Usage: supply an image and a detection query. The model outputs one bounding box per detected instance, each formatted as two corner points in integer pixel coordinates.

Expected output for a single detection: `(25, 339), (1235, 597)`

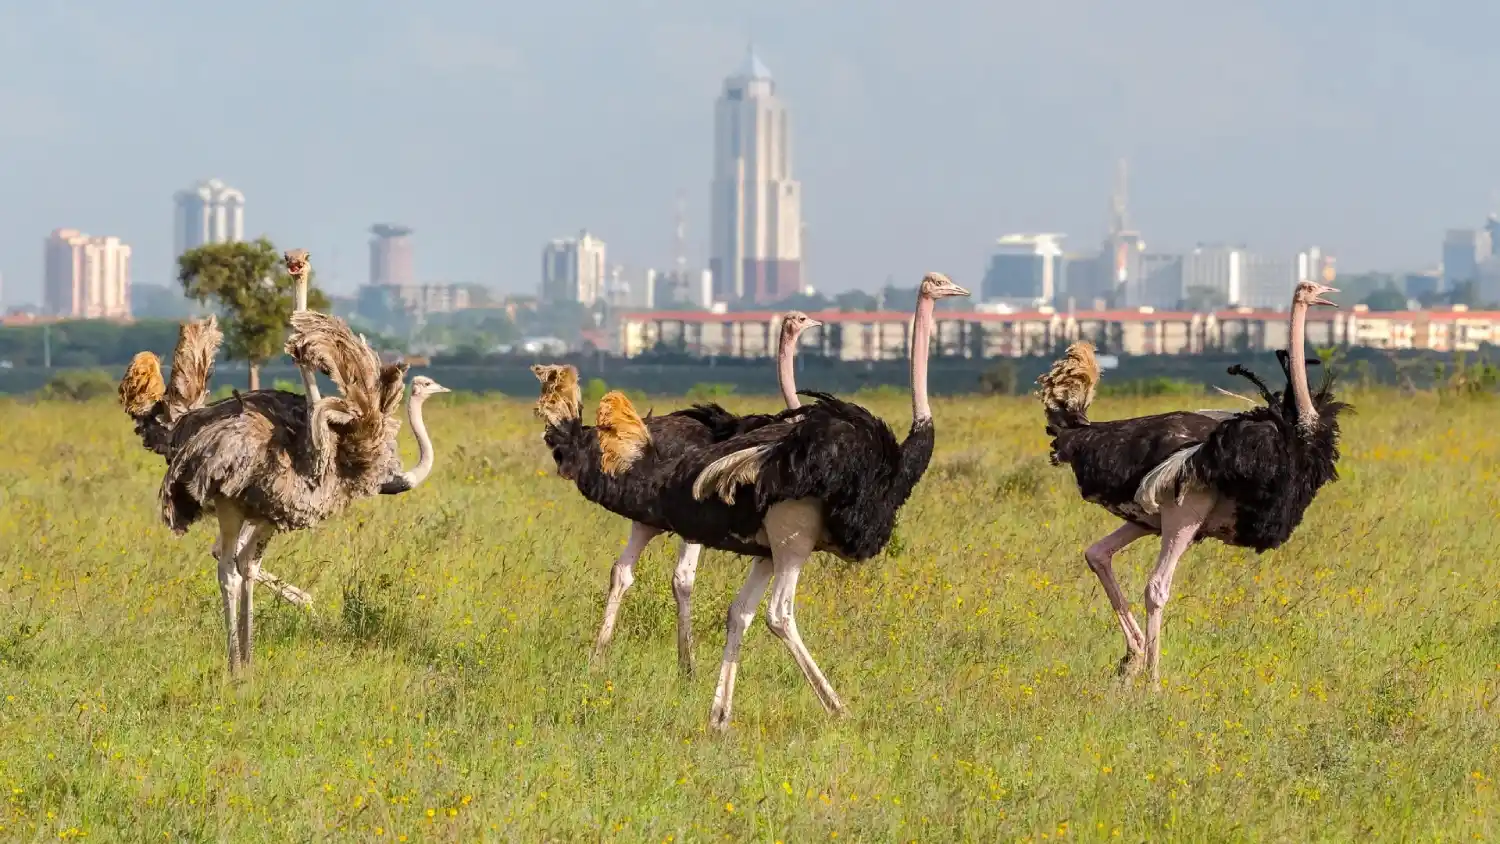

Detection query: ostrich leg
(593, 522), (662, 659)
(708, 556), (774, 732)
(214, 506), (246, 674)
(671, 542), (703, 676)
(211, 529), (311, 607)
(1083, 521), (1151, 675)
(763, 500), (846, 716)
(1142, 491), (1213, 687)
(234, 522), (275, 670)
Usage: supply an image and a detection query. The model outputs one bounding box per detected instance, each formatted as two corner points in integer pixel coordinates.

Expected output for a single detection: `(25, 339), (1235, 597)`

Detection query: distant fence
(2, 346), (1488, 397)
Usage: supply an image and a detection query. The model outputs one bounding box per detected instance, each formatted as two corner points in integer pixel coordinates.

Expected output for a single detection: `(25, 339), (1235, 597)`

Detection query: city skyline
(3, 2), (1500, 309)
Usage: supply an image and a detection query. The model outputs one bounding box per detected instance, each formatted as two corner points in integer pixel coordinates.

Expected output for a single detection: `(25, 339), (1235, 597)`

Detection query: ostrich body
(569, 273), (968, 730)
(536, 312), (821, 673)
(119, 308), (449, 673)
(1037, 280), (1347, 684)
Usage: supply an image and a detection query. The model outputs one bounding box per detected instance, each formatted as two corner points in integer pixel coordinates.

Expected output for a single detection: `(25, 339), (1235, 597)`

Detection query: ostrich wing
(1052, 411), (1225, 510)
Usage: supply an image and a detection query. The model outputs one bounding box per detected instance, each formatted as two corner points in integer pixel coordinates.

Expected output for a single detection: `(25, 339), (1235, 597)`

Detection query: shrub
(36, 370), (115, 402)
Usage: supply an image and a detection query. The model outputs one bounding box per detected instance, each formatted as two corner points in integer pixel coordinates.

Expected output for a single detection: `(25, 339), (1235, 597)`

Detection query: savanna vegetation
(0, 387), (1497, 841)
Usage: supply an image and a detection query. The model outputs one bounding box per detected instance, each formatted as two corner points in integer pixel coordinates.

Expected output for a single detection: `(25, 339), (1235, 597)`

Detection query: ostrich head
(284, 249), (310, 280)
(1294, 280), (1339, 308)
(410, 375), (451, 400)
(780, 311), (821, 339)
(919, 272), (970, 300)
(597, 390), (652, 475)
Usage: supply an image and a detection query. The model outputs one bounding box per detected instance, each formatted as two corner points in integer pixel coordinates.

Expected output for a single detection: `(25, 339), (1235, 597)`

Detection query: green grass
(1, 390), (1498, 841)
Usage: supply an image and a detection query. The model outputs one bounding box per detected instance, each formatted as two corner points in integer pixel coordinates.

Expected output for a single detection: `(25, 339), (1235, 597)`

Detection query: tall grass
(0, 390), (1496, 841)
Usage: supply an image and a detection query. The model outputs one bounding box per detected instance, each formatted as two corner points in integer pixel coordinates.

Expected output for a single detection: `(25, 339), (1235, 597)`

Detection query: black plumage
(651, 391), (925, 561)
(1035, 279), (1347, 684)
(576, 272), (969, 731)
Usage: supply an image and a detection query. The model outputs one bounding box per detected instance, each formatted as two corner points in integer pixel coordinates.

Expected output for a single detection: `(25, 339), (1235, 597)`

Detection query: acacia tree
(177, 238), (330, 390)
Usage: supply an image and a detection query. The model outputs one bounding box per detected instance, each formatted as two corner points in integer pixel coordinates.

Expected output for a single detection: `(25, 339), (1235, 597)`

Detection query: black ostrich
(578, 273), (969, 730)
(533, 312), (821, 674)
(1037, 279), (1348, 686)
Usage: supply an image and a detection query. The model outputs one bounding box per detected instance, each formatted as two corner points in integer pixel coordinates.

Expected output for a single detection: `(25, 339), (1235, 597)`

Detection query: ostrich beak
(1313, 285), (1339, 307)
(804, 317), (823, 329)
(432, 384), (452, 394)
(943, 282), (971, 298)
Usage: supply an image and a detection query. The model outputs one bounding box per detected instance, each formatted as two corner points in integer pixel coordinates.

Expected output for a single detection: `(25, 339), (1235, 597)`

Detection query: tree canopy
(177, 238), (329, 388)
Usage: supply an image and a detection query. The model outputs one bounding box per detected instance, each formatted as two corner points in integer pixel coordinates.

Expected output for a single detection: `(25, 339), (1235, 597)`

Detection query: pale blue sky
(1, 0), (1496, 306)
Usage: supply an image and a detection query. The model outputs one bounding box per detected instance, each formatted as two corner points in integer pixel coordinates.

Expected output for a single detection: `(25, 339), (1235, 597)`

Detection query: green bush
(36, 370), (116, 402)
(685, 382), (736, 401)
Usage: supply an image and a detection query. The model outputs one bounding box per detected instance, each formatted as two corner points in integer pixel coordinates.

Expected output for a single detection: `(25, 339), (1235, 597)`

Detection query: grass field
(1, 388), (1498, 842)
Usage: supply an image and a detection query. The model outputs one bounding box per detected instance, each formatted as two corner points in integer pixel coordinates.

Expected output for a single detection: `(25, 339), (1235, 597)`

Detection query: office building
(980, 234), (1064, 306)
(44, 229), (131, 319)
(709, 47), (803, 305)
(542, 230), (607, 305)
(173, 179), (245, 259)
(369, 224), (415, 287)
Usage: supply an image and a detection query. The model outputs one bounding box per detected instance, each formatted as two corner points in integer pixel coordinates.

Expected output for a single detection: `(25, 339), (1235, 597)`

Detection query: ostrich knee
(1144, 576), (1171, 614)
(764, 596), (793, 640)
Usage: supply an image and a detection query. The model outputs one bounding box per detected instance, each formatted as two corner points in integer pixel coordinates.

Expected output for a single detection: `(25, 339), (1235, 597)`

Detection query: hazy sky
(2, 1), (1497, 305)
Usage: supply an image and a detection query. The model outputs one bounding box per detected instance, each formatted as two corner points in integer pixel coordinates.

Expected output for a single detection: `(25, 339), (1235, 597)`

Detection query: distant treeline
(4, 343), (1497, 398)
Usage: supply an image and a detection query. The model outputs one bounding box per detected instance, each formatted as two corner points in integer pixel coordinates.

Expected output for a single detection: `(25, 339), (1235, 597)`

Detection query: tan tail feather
(119, 352), (166, 417)
(284, 311), (382, 417)
(531, 364), (581, 426)
(378, 362), (409, 416)
(691, 444), (772, 504)
(1036, 341), (1100, 416)
(597, 390), (651, 475)
(165, 315), (222, 422)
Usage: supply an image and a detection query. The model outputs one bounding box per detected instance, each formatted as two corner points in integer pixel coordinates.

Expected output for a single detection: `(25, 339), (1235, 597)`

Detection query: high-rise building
(369, 224), (415, 287)
(1180, 244), (1244, 309)
(709, 47), (803, 305)
(44, 229), (132, 319)
(980, 234), (1064, 306)
(1443, 228), (1488, 291)
(173, 179), (245, 260)
(541, 230), (607, 305)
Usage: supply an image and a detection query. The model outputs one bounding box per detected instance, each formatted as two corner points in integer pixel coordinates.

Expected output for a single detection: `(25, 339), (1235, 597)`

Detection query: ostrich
(563, 273), (968, 730)
(589, 311), (821, 671)
(537, 312), (821, 674)
(118, 307), (450, 673)
(1036, 279), (1347, 685)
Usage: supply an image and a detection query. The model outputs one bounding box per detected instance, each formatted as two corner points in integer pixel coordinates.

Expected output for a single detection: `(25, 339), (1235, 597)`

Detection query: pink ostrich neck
(911, 295), (935, 422)
(1288, 300), (1317, 428)
(777, 326), (801, 409)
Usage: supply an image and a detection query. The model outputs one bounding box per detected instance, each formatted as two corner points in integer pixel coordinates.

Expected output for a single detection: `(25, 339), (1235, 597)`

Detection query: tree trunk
(248, 364), (260, 391)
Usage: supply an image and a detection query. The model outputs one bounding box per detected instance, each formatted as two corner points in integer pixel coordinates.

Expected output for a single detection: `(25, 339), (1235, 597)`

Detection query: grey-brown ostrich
(119, 303), (450, 673)
(1037, 279), (1347, 686)
(590, 311), (821, 673)
(563, 273), (967, 730)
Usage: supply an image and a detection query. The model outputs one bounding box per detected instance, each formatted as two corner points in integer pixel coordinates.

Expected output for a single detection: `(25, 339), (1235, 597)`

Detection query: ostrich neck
(777, 329), (800, 409)
(912, 296), (935, 423)
(293, 273), (322, 403)
(1288, 302), (1317, 427)
(399, 395), (437, 488)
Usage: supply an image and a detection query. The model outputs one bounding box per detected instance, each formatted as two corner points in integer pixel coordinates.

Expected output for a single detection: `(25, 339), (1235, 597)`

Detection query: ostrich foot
(708, 662), (738, 733)
(254, 570), (313, 607)
(1117, 649), (1144, 679)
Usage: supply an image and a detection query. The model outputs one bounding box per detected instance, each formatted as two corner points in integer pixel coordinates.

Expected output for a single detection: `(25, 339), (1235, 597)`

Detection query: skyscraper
(541, 230), (607, 305)
(44, 229), (132, 319)
(173, 179), (245, 259)
(369, 224), (415, 287)
(709, 47), (803, 305)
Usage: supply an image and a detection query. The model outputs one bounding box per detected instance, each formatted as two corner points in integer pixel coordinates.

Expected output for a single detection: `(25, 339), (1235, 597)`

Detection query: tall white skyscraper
(541, 230), (607, 305)
(174, 179), (245, 260)
(709, 47), (803, 305)
(44, 229), (132, 319)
